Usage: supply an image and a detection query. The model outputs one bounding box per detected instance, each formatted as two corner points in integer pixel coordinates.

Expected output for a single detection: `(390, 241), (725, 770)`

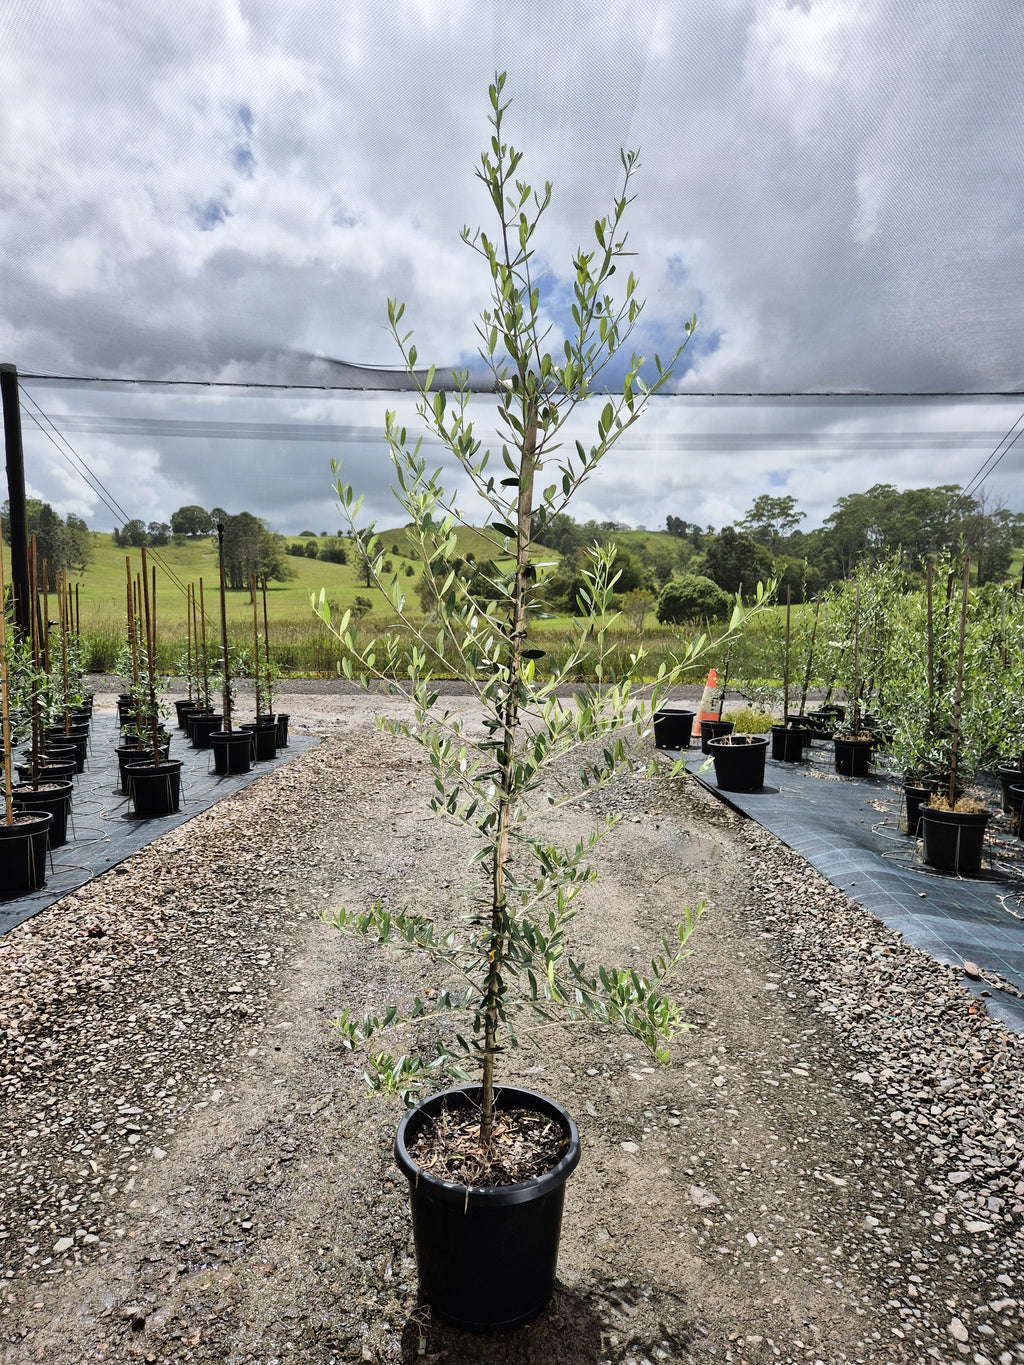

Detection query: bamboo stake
(198, 580), (210, 710)
(716, 650), (731, 722)
(798, 595), (822, 717)
(947, 558), (971, 808)
(126, 558), (141, 738)
(216, 526), (232, 732)
(783, 585), (791, 725)
(41, 560), (50, 677)
(251, 573), (261, 719)
(261, 577), (273, 718)
(140, 547), (160, 766)
(851, 585), (861, 735)
(59, 570), (70, 731)
(0, 517), (14, 825)
(186, 584), (194, 703)
(28, 538), (40, 787)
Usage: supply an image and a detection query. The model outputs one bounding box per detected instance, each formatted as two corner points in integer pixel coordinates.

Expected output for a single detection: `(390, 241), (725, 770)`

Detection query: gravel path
(0, 688), (1022, 1364)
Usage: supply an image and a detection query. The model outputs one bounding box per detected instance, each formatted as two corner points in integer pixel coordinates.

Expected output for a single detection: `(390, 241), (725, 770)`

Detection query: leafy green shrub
(656, 574), (731, 624)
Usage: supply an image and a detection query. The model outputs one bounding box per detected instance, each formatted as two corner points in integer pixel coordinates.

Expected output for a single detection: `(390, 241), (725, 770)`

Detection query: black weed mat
(678, 735), (1024, 1032)
(1, 708), (319, 935)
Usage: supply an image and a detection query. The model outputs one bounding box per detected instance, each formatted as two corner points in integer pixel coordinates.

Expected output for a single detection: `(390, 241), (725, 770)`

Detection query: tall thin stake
(28, 538), (40, 787)
(198, 580), (210, 710)
(216, 525), (232, 732)
(140, 547), (160, 766)
(783, 585), (791, 725)
(0, 516), (14, 825)
(798, 595), (822, 717)
(186, 584), (194, 703)
(251, 573), (261, 718)
(261, 577), (273, 718)
(947, 558), (971, 807)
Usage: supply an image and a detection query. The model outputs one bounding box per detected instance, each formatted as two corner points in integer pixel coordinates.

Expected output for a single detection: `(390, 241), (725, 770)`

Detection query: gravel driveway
(0, 687), (1022, 1364)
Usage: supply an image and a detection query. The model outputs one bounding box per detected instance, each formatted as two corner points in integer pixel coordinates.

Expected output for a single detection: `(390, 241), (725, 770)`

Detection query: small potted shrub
(313, 76), (766, 1332)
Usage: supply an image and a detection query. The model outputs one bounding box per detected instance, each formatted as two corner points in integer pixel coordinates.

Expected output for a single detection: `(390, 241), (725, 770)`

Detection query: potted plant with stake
(124, 550), (183, 817)
(208, 526), (252, 774)
(0, 520), (53, 894)
(312, 76), (766, 1332)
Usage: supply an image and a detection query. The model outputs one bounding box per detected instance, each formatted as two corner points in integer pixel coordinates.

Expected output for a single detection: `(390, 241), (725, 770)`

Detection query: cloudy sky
(2, 0), (1022, 537)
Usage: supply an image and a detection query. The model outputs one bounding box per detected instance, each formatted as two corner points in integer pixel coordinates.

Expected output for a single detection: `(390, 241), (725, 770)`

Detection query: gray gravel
(0, 687), (1021, 1364)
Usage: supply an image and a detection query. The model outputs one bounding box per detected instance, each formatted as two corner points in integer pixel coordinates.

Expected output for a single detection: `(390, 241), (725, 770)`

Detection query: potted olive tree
(313, 76), (766, 1332)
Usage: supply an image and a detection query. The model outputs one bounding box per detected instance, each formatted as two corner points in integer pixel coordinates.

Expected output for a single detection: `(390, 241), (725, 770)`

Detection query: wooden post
(1, 365), (32, 636)
(0, 515), (14, 824)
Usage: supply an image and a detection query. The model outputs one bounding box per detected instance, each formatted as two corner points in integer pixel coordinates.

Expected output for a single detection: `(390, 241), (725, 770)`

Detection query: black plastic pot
(0, 811), (53, 898)
(190, 713), (223, 749)
(920, 805), (990, 874)
(699, 719), (734, 754)
(241, 718), (277, 761)
(652, 708), (695, 751)
(783, 715), (814, 748)
(394, 1085), (581, 1332)
(126, 759), (183, 818)
(1007, 786), (1024, 839)
(47, 727), (88, 772)
(275, 713), (290, 747)
(833, 737), (873, 777)
(771, 725), (809, 762)
(174, 698), (198, 729)
(903, 783), (930, 837)
(996, 765), (1024, 814)
(210, 729), (253, 775)
(16, 757), (76, 785)
(708, 734), (769, 792)
(185, 706), (214, 741)
(11, 781), (73, 848)
(116, 740), (170, 791)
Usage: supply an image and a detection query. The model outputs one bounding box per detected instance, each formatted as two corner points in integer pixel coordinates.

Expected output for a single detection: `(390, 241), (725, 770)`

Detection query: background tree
(701, 527), (773, 597)
(170, 504), (215, 537)
(221, 512), (295, 592)
(656, 574), (731, 624)
(737, 494), (804, 552)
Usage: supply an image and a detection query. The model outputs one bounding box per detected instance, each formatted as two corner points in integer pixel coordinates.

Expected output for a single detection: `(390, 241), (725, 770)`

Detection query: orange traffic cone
(693, 668), (718, 738)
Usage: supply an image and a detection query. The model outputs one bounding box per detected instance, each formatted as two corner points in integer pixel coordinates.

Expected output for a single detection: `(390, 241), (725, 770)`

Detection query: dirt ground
(0, 688), (1022, 1365)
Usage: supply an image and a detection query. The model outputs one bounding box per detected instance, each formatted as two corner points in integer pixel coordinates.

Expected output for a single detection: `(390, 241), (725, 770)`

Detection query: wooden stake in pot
(947, 557), (971, 808)
(783, 585), (791, 725)
(216, 524), (232, 732)
(251, 573), (262, 719)
(261, 577), (273, 719)
(139, 547), (161, 766)
(798, 595), (821, 718)
(0, 516), (14, 825)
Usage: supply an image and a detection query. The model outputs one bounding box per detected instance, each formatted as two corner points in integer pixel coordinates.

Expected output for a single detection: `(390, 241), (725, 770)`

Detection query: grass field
(4, 530), (1020, 683)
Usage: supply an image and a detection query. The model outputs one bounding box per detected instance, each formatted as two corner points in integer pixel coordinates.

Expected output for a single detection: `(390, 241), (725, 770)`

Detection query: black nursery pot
(12, 780), (73, 848)
(708, 734), (769, 792)
(699, 719), (734, 754)
(1007, 786), (1024, 839)
(0, 811), (53, 898)
(275, 713), (290, 748)
(241, 718), (277, 761)
(210, 729), (253, 775)
(394, 1086), (581, 1333)
(920, 805), (990, 874)
(126, 760), (183, 818)
(190, 713), (223, 749)
(903, 784), (931, 837)
(833, 736), (873, 777)
(996, 765), (1024, 814)
(174, 698), (198, 729)
(652, 708), (695, 751)
(771, 725), (809, 762)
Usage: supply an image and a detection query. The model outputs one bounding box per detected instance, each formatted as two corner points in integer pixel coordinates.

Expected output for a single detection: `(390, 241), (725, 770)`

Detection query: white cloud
(1, 0), (1021, 538)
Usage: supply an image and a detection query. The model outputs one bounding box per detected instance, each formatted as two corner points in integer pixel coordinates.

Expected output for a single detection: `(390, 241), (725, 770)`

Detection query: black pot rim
(209, 729), (252, 742)
(0, 810), (53, 838)
(394, 1085), (581, 1208)
(125, 759), (184, 777)
(708, 733), (768, 750)
(920, 805), (990, 826)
